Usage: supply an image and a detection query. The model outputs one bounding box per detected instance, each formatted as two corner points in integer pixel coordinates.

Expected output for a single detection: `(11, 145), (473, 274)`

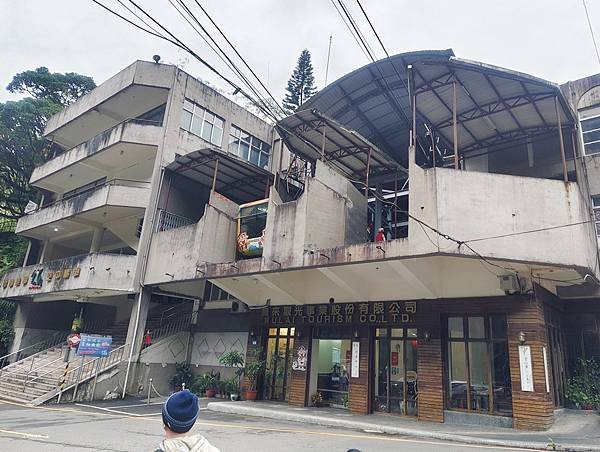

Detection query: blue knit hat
(162, 390), (200, 433)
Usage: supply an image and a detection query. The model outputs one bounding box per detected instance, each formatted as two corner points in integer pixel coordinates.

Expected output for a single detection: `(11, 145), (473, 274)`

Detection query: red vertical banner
(391, 351), (399, 366)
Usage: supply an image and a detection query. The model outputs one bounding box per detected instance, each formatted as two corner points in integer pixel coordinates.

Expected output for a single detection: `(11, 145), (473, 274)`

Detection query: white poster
(519, 345), (534, 392)
(351, 341), (360, 378)
(543, 347), (550, 393)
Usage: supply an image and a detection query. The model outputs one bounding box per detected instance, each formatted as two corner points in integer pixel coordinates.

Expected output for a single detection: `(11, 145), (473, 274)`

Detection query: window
(445, 315), (512, 415)
(228, 125), (271, 169)
(581, 115), (600, 155)
(180, 99), (224, 146)
(593, 196), (600, 236)
(203, 281), (233, 302)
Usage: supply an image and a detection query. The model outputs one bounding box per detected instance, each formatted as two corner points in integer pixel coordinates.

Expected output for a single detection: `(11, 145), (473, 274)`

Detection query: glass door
(264, 327), (294, 401)
(373, 327), (418, 416)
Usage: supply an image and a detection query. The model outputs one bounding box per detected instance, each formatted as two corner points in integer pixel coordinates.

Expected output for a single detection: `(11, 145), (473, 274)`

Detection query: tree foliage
(0, 68), (95, 220)
(7, 67), (96, 107)
(282, 49), (317, 115)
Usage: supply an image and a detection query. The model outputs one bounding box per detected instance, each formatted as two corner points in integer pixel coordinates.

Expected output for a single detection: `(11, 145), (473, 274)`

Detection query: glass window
(581, 115), (600, 155)
(593, 195), (600, 236)
(468, 317), (485, 339)
(180, 99), (224, 146)
(448, 317), (464, 338)
(228, 125), (270, 169)
(445, 315), (512, 415)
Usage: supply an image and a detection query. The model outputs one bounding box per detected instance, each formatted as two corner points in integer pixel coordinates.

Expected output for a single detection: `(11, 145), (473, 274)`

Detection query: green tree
(7, 67), (96, 107)
(282, 49), (317, 115)
(0, 68), (96, 220)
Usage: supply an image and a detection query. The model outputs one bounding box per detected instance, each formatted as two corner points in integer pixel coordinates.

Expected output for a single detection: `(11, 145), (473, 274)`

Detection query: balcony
(44, 61), (172, 149)
(0, 253), (137, 301)
(16, 179), (150, 240)
(31, 119), (162, 193)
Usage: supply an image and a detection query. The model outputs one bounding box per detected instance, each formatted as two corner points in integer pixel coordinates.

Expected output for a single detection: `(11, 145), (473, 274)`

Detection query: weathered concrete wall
(145, 191), (238, 285)
(0, 253), (137, 299)
(408, 152), (598, 272)
(263, 162), (367, 267)
(32, 121), (162, 185)
(45, 61), (174, 136)
(15, 184), (150, 234)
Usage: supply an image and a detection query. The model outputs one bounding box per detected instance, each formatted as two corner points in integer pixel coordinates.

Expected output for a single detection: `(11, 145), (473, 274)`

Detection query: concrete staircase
(0, 302), (193, 405)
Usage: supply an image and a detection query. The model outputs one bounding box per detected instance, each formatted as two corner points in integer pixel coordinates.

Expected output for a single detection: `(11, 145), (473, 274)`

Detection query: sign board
(291, 345), (307, 371)
(351, 341), (360, 378)
(24, 200), (38, 214)
(77, 334), (112, 357)
(543, 346), (550, 393)
(518, 345), (534, 392)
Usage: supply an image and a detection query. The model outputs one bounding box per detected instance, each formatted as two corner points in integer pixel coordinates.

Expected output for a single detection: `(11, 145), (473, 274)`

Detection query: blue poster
(77, 334), (112, 357)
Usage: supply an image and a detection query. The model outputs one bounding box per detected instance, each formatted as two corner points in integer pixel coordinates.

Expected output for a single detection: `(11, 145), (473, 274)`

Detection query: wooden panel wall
(506, 298), (554, 430)
(288, 334), (310, 407)
(417, 305), (444, 422)
(348, 337), (370, 414)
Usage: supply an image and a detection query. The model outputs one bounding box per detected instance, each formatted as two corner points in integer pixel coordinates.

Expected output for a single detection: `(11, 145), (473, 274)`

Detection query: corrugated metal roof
(286, 49), (574, 168)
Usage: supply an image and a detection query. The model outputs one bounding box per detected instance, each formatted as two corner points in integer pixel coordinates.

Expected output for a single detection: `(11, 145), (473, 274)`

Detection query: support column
(417, 303), (444, 422)
(8, 303), (32, 359)
(374, 183), (383, 232)
(38, 240), (53, 264)
(288, 331), (311, 407)
(89, 227), (105, 253)
(507, 296), (554, 430)
(348, 335), (370, 414)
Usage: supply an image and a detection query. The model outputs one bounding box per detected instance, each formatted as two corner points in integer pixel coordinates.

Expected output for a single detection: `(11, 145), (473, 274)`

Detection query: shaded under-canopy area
(278, 49), (576, 177)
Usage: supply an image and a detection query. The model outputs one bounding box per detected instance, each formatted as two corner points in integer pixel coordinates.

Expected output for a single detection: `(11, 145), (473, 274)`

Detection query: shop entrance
(264, 327), (295, 401)
(316, 339), (351, 408)
(373, 327), (418, 416)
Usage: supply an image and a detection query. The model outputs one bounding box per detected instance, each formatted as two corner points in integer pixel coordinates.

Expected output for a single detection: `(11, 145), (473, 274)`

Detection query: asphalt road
(0, 399), (537, 452)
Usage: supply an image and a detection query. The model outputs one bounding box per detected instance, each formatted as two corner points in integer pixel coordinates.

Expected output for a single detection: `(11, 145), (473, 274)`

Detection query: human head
(162, 390), (200, 434)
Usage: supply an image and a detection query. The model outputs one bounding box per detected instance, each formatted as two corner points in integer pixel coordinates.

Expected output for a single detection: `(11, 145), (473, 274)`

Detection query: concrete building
(1, 50), (600, 430)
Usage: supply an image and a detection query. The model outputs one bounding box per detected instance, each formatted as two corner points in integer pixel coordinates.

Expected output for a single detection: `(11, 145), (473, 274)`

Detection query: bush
(565, 358), (600, 409)
(245, 359), (267, 392)
(169, 362), (194, 390)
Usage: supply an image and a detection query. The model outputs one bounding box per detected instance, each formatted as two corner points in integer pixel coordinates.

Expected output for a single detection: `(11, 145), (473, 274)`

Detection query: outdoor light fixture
(353, 329), (360, 339)
(165, 272), (174, 278)
(328, 297), (335, 305)
(376, 245), (385, 254)
(53, 227), (59, 232)
(249, 330), (257, 346)
(518, 331), (526, 344)
(424, 330), (431, 343)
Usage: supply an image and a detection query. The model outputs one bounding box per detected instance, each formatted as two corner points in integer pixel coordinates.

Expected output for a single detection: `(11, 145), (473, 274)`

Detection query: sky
(2, 0), (600, 109)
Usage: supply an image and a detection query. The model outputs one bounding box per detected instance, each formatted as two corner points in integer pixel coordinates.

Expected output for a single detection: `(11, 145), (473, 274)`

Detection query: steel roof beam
(482, 73), (524, 130)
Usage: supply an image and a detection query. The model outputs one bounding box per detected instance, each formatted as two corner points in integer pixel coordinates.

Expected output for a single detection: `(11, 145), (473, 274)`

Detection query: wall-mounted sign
(1, 266), (81, 293)
(519, 345), (534, 392)
(77, 334), (112, 357)
(351, 341), (360, 378)
(291, 345), (307, 371)
(543, 346), (550, 393)
(264, 301), (417, 326)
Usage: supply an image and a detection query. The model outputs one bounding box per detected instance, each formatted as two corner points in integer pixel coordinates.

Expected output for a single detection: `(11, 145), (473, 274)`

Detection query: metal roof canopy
(166, 148), (273, 204)
(277, 109), (405, 182)
(296, 49), (575, 167)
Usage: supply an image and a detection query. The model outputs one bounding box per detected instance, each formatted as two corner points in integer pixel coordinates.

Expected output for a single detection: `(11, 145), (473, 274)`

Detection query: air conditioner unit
(231, 300), (249, 314)
(498, 274), (519, 294)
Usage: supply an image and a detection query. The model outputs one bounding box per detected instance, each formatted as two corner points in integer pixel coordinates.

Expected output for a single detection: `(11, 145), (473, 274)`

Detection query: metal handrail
(60, 344), (127, 388)
(0, 331), (66, 371)
(144, 311), (195, 349)
(20, 356), (66, 389)
(155, 209), (194, 232)
(158, 303), (193, 327)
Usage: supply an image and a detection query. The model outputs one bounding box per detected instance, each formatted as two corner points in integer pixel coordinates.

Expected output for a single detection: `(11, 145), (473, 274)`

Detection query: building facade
(1, 51), (600, 430)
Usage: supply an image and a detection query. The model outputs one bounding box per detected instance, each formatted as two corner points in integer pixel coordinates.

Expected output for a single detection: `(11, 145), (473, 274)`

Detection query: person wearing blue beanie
(156, 390), (219, 452)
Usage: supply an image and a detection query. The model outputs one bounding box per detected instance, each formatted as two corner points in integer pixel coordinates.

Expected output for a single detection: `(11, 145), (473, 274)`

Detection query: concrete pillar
(8, 303), (31, 358)
(89, 227), (105, 253)
(38, 241), (53, 264)
(124, 287), (152, 362)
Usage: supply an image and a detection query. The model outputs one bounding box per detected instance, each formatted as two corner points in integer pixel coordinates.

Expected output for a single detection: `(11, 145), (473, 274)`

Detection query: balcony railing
(155, 209), (194, 232)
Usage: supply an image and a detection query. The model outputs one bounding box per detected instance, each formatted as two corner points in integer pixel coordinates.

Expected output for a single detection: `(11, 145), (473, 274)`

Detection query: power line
(583, 0), (600, 67)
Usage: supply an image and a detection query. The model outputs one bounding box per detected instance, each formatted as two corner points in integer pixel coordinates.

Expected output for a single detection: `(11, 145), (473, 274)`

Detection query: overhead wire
(583, 0), (600, 67)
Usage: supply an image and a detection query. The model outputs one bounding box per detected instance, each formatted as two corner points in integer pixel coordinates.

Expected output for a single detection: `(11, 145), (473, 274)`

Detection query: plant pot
(205, 389), (216, 398)
(582, 403), (594, 410)
(244, 390), (258, 401)
(230, 393), (240, 401)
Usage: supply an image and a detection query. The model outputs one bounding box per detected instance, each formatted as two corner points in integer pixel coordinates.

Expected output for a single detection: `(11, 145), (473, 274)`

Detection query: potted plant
(169, 362), (193, 392)
(244, 359), (266, 401)
(311, 391), (324, 407)
(219, 350), (245, 401)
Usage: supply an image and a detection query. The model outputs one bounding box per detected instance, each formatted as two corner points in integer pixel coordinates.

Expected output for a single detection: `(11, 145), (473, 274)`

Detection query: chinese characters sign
(264, 301), (417, 326)
(519, 345), (534, 392)
(77, 334), (112, 357)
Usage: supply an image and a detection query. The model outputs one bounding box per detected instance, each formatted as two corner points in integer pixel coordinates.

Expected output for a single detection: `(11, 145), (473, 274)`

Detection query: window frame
(228, 125), (271, 169)
(180, 99), (224, 147)
(581, 113), (600, 155)
(444, 314), (512, 416)
(592, 195), (600, 236)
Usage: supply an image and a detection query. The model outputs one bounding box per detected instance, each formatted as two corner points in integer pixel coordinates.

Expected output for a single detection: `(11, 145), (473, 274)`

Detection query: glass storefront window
(264, 327), (294, 401)
(316, 339), (351, 408)
(445, 314), (512, 415)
